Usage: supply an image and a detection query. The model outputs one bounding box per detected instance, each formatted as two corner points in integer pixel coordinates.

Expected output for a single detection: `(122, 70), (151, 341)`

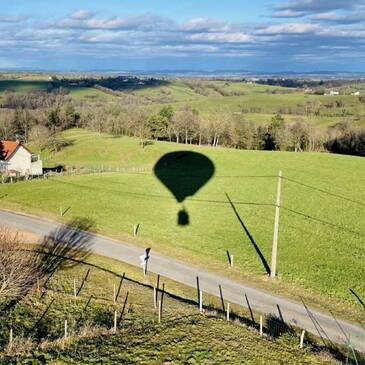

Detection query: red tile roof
(0, 140), (20, 161)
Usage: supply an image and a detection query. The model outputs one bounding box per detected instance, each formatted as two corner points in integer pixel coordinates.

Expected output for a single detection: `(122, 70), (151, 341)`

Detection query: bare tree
(172, 108), (199, 144)
(0, 228), (38, 302)
(132, 109), (150, 148)
(288, 120), (310, 152)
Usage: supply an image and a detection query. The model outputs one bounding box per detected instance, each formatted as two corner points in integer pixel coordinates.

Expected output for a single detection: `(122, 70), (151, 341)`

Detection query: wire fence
(0, 165), (151, 184)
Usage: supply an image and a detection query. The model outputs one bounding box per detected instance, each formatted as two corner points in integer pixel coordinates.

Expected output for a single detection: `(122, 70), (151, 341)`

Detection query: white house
(0, 140), (43, 176)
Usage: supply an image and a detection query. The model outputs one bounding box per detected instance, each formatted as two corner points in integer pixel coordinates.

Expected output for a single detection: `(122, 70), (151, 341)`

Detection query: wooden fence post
(153, 287), (157, 310)
(226, 303), (230, 321)
(114, 310), (117, 332)
(9, 328), (13, 349)
(300, 330), (305, 349)
(219, 285), (225, 312)
(158, 300), (162, 323)
(73, 279), (77, 298)
(64, 320), (68, 339)
(196, 276), (200, 309)
(259, 315), (263, 336)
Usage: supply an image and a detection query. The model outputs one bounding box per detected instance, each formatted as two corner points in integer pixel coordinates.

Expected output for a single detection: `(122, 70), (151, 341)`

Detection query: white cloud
(313, 11), (365, 24)
(258, 23), (320, 34)
(0, 15), (28, 23)
(189, 32), (252, 43)
(51, 13), (174, 31)
(271, 10), (307, 18)
(274, 0), (357, 14)
(182, 18), (229, 32)
(70, 10), (93, 20)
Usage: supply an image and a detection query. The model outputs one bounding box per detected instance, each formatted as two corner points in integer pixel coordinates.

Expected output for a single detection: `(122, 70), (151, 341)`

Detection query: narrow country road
(0, 209), (364, 353)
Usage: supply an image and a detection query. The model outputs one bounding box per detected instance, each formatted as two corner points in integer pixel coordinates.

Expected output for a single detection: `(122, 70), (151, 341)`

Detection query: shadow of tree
(1, 218), (94, 312)
(36, 217), (95, 276)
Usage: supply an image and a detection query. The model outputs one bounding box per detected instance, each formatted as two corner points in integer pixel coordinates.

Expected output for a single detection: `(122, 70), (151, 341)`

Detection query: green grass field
(0, 252), (341, 364)
(0, 79), (116, 103)
(131, 79), (365, 127)
(0, 80), (50, 93)
(68, 87), (117, 101)
(1, 129), (364, 325)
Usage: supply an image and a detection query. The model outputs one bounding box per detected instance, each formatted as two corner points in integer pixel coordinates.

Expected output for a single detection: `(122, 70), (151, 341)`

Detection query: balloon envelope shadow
(153, 151), (215, 226)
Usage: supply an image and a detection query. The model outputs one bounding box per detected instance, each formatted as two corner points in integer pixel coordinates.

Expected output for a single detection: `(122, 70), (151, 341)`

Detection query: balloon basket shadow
(178, 209), (189, 226)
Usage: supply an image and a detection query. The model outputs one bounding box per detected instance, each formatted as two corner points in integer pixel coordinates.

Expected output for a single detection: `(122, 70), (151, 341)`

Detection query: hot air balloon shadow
(154, 151), (215, 226)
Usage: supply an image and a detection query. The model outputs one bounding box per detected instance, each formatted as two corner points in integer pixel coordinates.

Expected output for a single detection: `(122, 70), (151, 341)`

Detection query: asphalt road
(0, 209), (364, 353)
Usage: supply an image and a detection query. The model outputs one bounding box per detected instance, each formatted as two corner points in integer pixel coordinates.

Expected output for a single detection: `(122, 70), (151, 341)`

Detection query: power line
(49, 178), (274, 207)
(281, 206), (364, 237)
(48, 178), (363, 238)
(283, 176), (365, 207)
(121, 172), (277, 179)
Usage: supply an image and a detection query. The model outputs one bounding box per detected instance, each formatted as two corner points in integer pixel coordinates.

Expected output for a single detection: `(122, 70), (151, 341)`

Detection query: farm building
(0, 140), (42, 176)
(325, 90), (340, 96)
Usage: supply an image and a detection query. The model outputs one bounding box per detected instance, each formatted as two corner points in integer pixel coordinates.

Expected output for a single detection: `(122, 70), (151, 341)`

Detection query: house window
(31, 154), (39, 163)
(0, 162), (7, 171)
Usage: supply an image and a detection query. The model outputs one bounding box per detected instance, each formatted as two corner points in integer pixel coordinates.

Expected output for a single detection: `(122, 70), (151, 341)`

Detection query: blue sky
(1, 0), (365, 72)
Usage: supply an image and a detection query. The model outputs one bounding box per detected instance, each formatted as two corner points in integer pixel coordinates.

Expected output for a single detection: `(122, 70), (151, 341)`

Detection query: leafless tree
(0, 228), (39, 302)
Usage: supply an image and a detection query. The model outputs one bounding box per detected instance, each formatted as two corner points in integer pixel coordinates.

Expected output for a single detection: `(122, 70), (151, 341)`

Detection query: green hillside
(1, 77), (365, 126)
(1, 129), (364, 325)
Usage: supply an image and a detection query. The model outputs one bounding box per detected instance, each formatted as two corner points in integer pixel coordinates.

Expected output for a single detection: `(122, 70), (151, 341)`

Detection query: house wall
(7, 146), (32, 175)
(31, 159), (43, 175)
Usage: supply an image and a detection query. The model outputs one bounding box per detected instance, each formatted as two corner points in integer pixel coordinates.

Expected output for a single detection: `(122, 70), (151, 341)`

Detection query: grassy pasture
(1, 129), (364, 324)
(0, 80), (50, 93)
(0, 79), (115, 102)
(68, 87), (117, 101)
(133, 80), (365, 127)
(1, 253), (340, 364)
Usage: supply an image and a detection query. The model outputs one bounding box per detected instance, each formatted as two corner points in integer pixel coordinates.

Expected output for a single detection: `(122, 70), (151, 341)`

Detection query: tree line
(0, 91), (364, 156)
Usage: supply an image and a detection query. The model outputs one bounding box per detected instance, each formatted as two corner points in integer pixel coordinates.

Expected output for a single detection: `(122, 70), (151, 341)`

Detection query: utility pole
(270, 170), (282, 278)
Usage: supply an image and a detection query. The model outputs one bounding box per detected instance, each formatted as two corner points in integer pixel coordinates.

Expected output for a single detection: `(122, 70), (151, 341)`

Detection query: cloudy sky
(1, 0), (365, 72)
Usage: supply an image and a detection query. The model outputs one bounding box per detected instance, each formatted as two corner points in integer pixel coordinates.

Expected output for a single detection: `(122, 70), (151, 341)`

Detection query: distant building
(0, 140), (42, 176)
(352, 91), (360, 96)
(325, 90), (340, 96)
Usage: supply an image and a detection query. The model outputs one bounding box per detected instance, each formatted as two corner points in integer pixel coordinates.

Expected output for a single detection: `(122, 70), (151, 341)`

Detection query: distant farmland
(1, 77), (365, 127)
